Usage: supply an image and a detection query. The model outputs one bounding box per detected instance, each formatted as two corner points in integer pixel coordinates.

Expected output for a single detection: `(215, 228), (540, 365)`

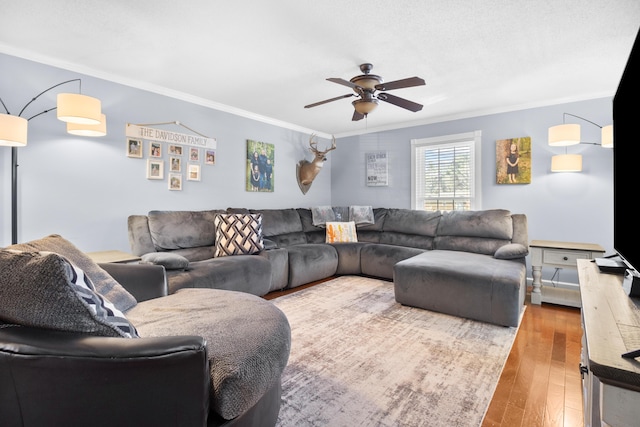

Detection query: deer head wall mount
(296, 134), (336, 194)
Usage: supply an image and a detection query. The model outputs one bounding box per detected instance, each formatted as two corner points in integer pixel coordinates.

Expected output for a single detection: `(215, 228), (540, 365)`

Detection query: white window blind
(411, 131), (481, 211)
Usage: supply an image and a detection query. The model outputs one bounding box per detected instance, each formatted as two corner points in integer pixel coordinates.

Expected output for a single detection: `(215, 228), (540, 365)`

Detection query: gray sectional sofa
(129, 207), (529, 327)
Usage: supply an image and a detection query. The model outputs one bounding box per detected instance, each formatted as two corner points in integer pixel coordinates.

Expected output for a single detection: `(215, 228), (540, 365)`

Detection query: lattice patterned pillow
(214, 213), (264, 257)
(325, 221), (358, 243)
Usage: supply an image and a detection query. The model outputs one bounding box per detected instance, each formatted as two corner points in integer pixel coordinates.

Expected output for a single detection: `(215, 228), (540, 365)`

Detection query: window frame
(410, 130), (482, 211)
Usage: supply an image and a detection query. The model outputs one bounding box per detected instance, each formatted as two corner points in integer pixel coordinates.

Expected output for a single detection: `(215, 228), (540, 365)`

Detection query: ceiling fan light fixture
(350, 75), (382, 90)
(353, 99), (378, 115)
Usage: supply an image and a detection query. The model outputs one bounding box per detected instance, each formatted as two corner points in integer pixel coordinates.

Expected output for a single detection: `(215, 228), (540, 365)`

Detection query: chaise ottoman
(393, 250), (526, 327)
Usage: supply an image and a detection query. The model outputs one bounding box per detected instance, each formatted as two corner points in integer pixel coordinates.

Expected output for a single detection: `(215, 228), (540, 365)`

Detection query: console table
(530, 240), (605, 307)
(578, 259), (640, 427)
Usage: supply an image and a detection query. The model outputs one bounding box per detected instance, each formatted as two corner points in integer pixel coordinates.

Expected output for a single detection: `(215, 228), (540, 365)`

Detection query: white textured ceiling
(1, 1), (639, 137)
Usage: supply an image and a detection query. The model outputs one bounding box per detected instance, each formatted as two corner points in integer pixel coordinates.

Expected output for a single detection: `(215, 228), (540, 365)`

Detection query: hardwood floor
(266, 280), (584, 427)
(482, 292), (583, 427)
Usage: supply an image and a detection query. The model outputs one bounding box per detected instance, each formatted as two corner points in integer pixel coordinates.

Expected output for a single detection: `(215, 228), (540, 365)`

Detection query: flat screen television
(613, 28), (640, 274)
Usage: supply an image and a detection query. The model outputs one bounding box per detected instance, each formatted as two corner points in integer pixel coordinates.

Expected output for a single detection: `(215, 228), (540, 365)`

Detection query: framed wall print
(246, 139), (274, 192)
(205, 149), (216, 165)
(496, 136), (531, 184)
(189, 147), (200, 162)
(187, 164), (201, 181)
(127, 138), (143, 158)
(168, 144), (183, 156)
(366, 151), (389, 186)
(168, 173), (182, 190)
(170, 156), (181, 172)
(146, 159), (164, 180)
(149, 141), (162, 158)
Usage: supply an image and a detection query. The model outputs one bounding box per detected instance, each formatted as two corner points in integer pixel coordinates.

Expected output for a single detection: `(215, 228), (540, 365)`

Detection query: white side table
(530, 240), (605, 307)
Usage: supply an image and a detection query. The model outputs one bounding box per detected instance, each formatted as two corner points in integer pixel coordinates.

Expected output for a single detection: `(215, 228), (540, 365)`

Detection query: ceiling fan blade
(375, 76), (425, 91)
(377, 93), (423, 112)
(327, 77), (362, 91)
(304, 93), (354, 109)
(352, 110), (365, 121)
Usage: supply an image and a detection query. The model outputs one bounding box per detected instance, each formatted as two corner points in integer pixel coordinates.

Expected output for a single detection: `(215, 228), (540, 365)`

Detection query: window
(411, 131), (481, 211)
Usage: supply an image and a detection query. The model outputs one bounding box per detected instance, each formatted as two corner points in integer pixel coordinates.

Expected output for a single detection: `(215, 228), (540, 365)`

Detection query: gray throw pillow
(141, 252), (190, 270)
(494, 243), (529, 260)
(0, 250), (139, 338)
(7, 234), (137, 312)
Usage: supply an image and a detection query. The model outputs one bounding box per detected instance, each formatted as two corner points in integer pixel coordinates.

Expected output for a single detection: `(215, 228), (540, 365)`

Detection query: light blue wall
(1, 53), (615, 286)
(331, 97), (614, 283)
(0, 54), (333, 251)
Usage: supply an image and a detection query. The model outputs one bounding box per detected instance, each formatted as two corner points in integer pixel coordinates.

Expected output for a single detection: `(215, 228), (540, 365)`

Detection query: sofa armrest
(511, 214), (529, 249)
(99, 262), (168, 302)
(0, 325), (210, 427)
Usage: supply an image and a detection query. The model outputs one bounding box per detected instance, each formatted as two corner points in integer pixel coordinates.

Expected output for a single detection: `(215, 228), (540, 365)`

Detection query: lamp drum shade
(67, 114), (107, 137)
(601, 124), (613, 148)
(56, 93), (102, 125)
(0, 114), (28, 146)
(551, 154), (582, 172)
(353, 99), (378, 115)
(548, 123), (580, 146)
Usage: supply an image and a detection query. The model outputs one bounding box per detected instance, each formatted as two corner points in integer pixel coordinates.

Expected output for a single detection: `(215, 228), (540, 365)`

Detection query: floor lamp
(1, 79), (106, 244)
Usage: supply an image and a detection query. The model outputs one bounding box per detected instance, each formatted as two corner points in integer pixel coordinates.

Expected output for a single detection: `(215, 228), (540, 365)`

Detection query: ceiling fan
(304, 63), (426, 121)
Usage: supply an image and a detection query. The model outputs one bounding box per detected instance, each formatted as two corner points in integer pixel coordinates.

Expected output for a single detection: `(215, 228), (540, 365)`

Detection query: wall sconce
(0, 79), (106, 244)
(548, 113), (613, 172)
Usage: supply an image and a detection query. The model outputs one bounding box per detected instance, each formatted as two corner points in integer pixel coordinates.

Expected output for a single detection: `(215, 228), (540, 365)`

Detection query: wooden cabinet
(577, 259), (640, 427)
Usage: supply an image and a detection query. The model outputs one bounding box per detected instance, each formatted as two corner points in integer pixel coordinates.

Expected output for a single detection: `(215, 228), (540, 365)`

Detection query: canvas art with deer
(296, 134), (336, 194)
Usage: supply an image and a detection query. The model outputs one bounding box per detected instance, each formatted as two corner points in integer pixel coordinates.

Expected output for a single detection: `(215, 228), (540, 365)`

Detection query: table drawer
(543, 249), (591, 266)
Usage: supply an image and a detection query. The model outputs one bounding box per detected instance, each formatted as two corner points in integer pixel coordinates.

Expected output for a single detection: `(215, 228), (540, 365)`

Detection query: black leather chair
(0, 262), (284, 427)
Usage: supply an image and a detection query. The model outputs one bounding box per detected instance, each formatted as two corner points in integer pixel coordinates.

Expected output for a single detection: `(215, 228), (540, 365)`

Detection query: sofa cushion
(251, 208), (303, 236)
(325, 221), (358, 243)
(382, 209), (442, 236)
(126, 288), (291, 420)
(360, 244), (425, 279)
(297, 208), (325, 243)
(166, 255), (272, 296)
(297, 208), (323, 233)
(0, 250), (138, 338)
(437, 209), (513, 240)
(357, 208), (388, 232)
(434, 209), (514, 255)
(286, 244), (338, 288)
(214, 213), (264, 257)
(7, 234), (137, 312)
(148, 210), (223, 251)
(140, 252), (190, 270)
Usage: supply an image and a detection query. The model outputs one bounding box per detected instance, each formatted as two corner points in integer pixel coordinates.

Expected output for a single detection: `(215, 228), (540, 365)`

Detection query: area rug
(271, 276), (521, 427)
